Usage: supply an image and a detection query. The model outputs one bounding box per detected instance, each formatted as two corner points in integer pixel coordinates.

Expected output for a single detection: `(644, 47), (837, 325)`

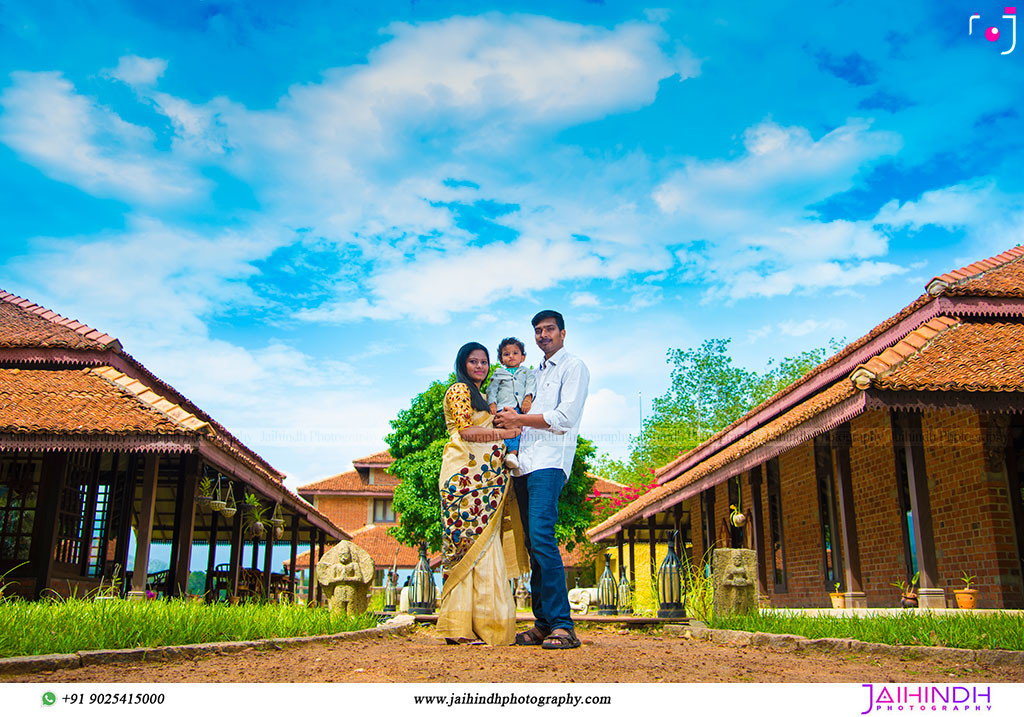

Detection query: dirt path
(9, 626), (1023, 683)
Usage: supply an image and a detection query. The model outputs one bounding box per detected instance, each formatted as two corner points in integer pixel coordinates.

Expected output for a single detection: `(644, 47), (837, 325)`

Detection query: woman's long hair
(454, 342), (491, 412)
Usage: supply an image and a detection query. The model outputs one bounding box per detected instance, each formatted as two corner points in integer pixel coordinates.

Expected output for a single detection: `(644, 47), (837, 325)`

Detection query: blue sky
(1, 1), (1022, 489)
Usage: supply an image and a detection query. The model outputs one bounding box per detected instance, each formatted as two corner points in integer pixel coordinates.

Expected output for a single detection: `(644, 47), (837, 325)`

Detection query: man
(494, 309), (589, 649)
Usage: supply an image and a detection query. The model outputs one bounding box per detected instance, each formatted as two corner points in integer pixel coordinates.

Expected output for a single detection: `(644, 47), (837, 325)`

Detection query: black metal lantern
(657, 531), (686, 619)
(409, 543), (436, 615)
(383, 571), (398, 613)
(596, 560), (618, 615)
(616, 566), (633, 615)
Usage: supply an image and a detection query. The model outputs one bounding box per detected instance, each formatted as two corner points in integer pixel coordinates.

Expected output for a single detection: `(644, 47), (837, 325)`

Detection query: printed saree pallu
(437, 382), (528, 646)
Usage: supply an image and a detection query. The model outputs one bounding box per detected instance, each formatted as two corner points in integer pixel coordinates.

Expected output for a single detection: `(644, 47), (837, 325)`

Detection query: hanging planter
(244, 493), (267, 538)
(209, 475), (227, 512)
(269, 503), (285, 529)
(729, 503), (746, 528)
(274, 524), (284, 540)
(219, 483), (237, 519)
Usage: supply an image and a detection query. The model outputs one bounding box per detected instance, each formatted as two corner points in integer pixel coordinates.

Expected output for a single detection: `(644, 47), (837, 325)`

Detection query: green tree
(387, 376), (595, 553)
(594, 338), (841, 487)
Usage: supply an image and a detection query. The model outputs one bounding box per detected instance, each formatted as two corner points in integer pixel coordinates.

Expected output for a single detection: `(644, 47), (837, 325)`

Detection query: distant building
(288, 451), (423, 591)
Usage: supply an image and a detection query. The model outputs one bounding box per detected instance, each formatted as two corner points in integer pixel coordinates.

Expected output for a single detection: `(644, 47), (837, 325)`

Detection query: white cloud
(570, 292), (601, 307)
(0, 71), (206, 204)
(776, 317), (847, 337)
(105, 55), (167, 87)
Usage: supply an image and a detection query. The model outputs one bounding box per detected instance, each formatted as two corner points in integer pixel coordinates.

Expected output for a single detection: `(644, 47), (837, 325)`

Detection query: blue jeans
(503, 406), (522, 452)
(513, 468), (573, 633)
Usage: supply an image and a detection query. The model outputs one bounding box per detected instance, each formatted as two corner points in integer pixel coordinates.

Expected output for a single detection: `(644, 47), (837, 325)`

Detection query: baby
(486, 337), (536, 472)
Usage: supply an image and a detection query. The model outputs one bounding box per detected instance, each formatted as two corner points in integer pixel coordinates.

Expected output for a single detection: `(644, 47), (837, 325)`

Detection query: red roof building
(0, 290), (346, 601)
(293, 450), (429, 584)
(589, 245), (1024, 610)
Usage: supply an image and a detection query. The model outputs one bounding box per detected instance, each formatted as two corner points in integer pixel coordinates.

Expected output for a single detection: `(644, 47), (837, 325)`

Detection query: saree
(436, 382), (529, 645)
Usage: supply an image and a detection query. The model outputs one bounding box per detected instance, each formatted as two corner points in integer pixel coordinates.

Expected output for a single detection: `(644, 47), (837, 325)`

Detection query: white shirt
(517, 348), (589, 478)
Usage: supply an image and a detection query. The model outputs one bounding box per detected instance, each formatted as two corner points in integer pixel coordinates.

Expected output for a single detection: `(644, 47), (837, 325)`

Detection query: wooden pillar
(316, 530), (326, 605)
(615, 530), (624, 576)
(748, 465), (768, 595)
(673, 503), (683, 549)
(833, 424), (865, 607)
(896, 411), (942, 607)
(647, 515), (656, 582)
(170, 453), (199, 597)
(32, 452), (68, 599)
(204, 508), (219, 602)
(130, 455), (160, 594)
(228, 489), (244, 599)
(289, 513), (300, 602)
(262, 514), (276, 598)
(113, 454), (138, 594)
(627, 526), (636, 587)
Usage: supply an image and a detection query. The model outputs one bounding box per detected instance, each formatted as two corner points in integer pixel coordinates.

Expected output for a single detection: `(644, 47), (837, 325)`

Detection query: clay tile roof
(0, 291), (121, 351)
(0, 367), (209, 436)
(352, 450), (394, 466)
(654, 244), (1024, 483)
(587, 473), (627, 495)
(873, 321), (1024, 392)
(926, 245), (1024, 296)
(296, 469), (394, 493)
(284, 526), (426, 570)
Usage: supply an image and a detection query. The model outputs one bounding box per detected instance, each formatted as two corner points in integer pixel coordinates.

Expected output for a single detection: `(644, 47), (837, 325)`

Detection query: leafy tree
(594, 338), (841, 488)
(387, 376), (595, 553)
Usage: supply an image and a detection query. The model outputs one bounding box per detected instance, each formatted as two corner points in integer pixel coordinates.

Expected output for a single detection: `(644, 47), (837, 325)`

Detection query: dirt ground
(8, 625), (1024, 683)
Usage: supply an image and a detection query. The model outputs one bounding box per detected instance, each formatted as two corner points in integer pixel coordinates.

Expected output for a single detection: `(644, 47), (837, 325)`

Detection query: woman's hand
(500, 427), (522, 440)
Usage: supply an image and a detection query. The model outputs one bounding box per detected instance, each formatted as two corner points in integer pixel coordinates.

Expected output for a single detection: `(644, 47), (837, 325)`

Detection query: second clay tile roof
(0, 294), (120, 351)
(0, 367), (209, 436)
(297, 469), (395, 493)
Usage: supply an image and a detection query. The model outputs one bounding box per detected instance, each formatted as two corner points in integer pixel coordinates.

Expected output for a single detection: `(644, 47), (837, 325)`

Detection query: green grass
(0, 598), (378, 658)
(710, 611), (1024, 651)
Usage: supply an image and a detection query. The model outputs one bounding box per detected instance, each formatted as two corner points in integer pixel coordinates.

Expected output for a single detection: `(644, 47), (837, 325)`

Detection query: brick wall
(314, 495), (372, 533)
(845, 409), (907, 606)
(923, 409), (1023, 608)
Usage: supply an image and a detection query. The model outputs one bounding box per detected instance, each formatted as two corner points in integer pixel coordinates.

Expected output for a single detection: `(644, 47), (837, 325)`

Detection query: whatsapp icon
(42, 692), (56, 706)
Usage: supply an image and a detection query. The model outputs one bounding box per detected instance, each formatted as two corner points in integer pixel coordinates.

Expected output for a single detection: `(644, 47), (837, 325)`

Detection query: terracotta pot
(954, 588), (978, 610)
(829, 592), (845, 609)
(900, 592), (918, 608)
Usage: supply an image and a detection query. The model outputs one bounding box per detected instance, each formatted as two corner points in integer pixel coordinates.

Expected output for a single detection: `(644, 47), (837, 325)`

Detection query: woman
(437, 342), (530, 645)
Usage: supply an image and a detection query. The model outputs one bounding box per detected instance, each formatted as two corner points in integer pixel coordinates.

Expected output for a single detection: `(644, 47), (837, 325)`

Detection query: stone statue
(567, 587), (599, 614)
(723, 553), (752, 587)
(315, 541), (375, 616)
(712, 548), (758, 617)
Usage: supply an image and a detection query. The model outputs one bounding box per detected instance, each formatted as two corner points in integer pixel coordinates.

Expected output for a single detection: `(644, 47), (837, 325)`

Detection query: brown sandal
(514, 626), (549, 646)
(541, 629), (581, 650)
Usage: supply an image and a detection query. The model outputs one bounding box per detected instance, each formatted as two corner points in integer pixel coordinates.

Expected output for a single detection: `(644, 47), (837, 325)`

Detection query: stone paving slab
(666, 622), (1024, 666)
(0, 614), (415, 677)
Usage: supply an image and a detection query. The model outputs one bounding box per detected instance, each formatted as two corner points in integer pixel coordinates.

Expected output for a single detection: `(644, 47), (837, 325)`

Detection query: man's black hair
(498, 337), (526, 357)
(453, 341), (491, 412)
(531, 309), (564, 331)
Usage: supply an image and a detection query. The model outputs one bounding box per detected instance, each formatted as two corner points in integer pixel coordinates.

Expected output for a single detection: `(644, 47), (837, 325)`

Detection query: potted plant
(244, 493), (266, 538)
(729, 503), (747, 528)
(891, 572), (919, 608)
(829, 581), (845, 609)
(209, 475), (227, 512)
(196, 474), (213, 507)
(954, 571), (978, 610)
